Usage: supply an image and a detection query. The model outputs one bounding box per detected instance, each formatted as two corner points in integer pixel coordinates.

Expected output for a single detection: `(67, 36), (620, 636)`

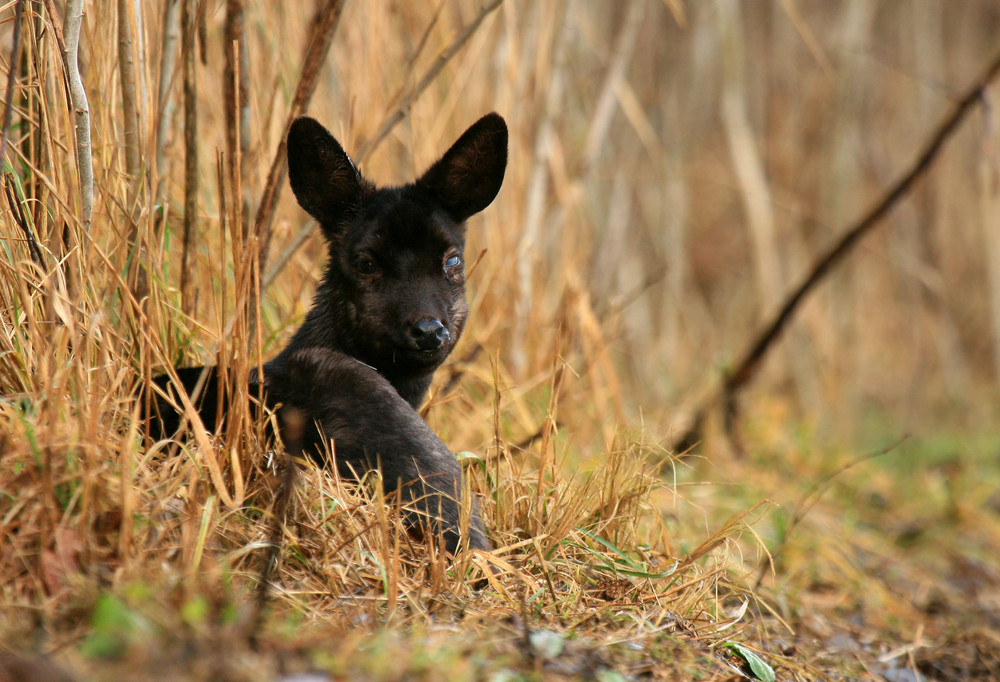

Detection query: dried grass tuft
(3, 1), (998, 679)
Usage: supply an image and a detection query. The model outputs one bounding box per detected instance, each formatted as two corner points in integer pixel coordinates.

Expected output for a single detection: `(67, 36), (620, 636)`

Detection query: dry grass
(2, 1), (1000, 680)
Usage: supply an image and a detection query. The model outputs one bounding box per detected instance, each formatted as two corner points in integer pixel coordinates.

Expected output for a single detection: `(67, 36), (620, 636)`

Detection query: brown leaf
(40, 527), (81, 596)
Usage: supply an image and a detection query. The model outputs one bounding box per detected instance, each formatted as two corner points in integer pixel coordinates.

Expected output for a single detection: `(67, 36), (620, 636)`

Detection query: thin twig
(754, 438), (904, 589)
(0, 0), (25, 166)
(356, 0), (504, 164)
(41, 0), (66, 57)
(672, 46), (1000, 455)
(260, 218), (312, 290)
(728, 50), (1000, 394)
(253, 0), (347, 275)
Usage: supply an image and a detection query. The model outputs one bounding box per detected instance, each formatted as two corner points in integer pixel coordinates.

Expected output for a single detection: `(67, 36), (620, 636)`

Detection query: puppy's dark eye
(444, 254), (462, 268)
(357, 257), (377, 275)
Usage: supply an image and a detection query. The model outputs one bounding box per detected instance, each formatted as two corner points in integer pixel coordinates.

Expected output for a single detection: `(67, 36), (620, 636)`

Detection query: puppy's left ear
(417, 113), (508, 223)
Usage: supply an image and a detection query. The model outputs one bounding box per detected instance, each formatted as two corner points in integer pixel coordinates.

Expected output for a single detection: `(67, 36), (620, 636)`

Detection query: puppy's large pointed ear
(287, 117), (366, 230)
(416, 113), (508, 223)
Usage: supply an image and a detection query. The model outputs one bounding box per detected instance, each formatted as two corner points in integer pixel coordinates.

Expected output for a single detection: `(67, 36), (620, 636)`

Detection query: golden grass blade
(1, 4), (997, 679)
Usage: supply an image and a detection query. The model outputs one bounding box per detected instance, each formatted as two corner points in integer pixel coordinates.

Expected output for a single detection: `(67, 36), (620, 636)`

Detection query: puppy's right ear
(287, 117), (367, 231)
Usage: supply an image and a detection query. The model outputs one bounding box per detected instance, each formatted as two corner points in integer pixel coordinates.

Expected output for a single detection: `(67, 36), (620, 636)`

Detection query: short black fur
(150, 113), (507, 554)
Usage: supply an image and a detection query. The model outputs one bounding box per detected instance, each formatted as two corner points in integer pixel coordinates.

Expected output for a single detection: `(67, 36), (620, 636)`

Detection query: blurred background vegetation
(4, 0), (998, 449)
(2, 0), (1000, 678)
(142, 0), (1000, 452)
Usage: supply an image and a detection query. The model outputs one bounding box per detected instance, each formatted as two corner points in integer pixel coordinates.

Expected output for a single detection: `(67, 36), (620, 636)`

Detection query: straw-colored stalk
(117, 0), (140, 203)
(224, 0), (251, 237)
(980, 92), (1000, 383)
(154, 0), (180, 216)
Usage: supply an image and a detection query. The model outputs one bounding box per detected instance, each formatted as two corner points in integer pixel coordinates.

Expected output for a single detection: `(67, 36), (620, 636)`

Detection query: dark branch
(673, 46), (1000, 455)
(0, 0), (25, 166)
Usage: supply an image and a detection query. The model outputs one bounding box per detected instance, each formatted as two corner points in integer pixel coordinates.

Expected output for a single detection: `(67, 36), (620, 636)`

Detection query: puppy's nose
(411, 318), (450, 350)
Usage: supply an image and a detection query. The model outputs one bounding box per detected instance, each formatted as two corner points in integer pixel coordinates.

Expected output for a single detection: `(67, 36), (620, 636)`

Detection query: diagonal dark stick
(250, 407), (301, 649)
(180, 0), (198, 315)
(0, 0), (25, 166)
(253, 0), (347, 276)
(673, 47), (1000, 455)
(355, 0), (504, 165)
(4, 173), (44, 266)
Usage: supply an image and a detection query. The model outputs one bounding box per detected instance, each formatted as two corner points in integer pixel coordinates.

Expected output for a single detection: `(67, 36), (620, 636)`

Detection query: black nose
(410, 319), (450, 350)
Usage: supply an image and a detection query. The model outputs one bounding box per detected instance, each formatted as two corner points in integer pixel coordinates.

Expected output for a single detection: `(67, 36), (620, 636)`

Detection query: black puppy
(152, 113), (507, 554)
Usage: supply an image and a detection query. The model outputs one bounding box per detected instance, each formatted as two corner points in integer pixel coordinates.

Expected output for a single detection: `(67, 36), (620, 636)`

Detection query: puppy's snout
(410, 318), (450, 351)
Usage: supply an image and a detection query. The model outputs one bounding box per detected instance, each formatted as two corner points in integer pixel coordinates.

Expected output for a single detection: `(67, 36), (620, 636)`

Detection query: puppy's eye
(357, 257), (377, 275)
(444, 254), (462, 268)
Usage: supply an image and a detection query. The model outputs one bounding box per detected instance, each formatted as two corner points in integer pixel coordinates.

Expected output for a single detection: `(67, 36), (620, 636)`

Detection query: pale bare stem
(980, 91), (1000, 383)
(580, 0), (645, 168)
(513, 1), (570, 374)
(515, 1), (641, 374)
(263, 0), (503, 290)
(154, 0), (180, 217)
(718, 0), (824, 431)
(63, 0), (93, 234)
(117, 0), (140, 203)
(118, 0), (145, 298)
(180, 0), (197, 316)
(253, 0), (347, 274)
(717, 0), (780, 310)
